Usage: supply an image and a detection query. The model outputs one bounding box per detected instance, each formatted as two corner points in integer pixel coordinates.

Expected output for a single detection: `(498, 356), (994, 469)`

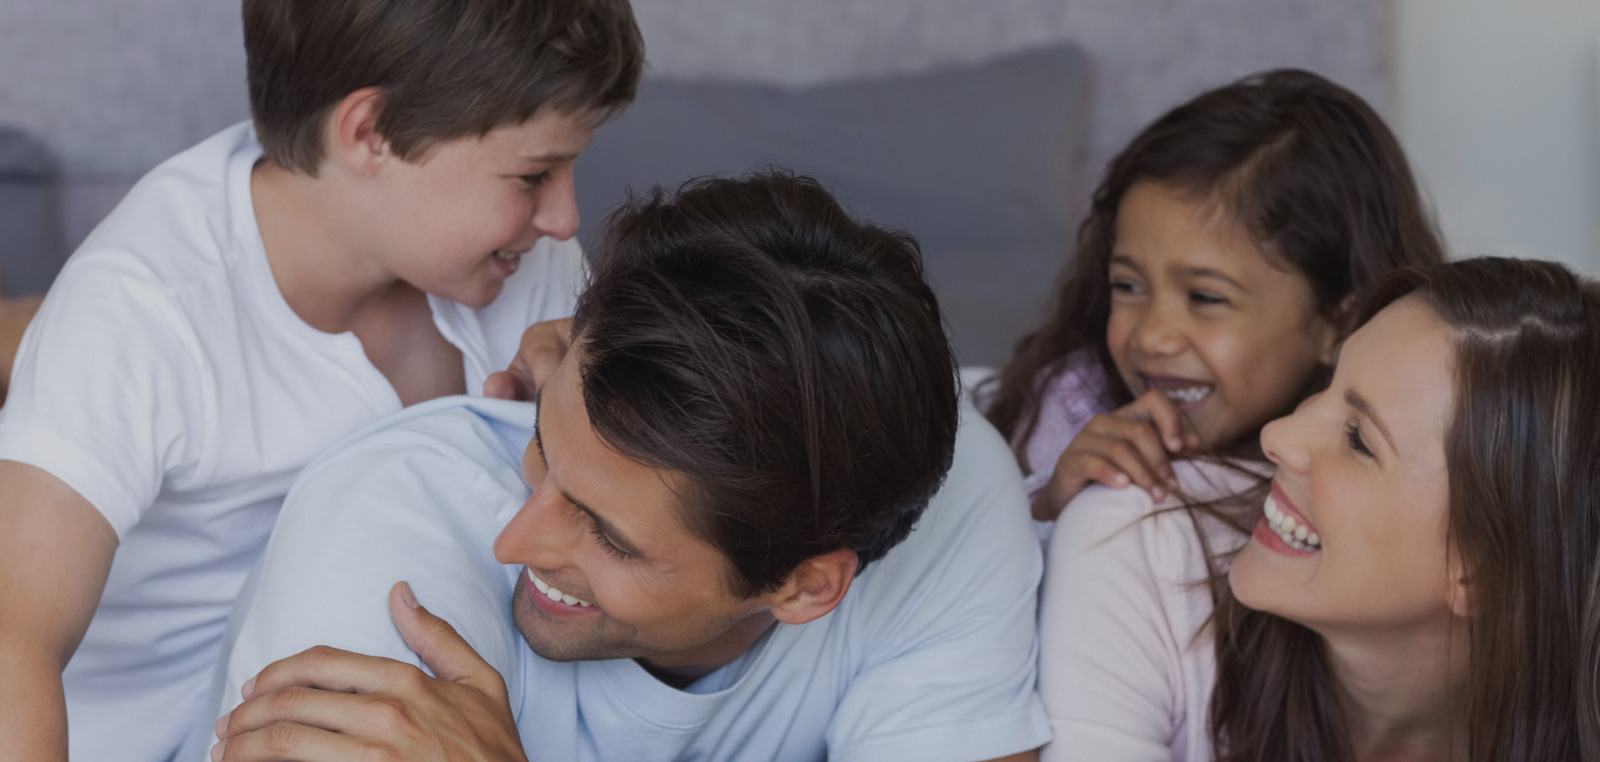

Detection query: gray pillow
(574, 44), (1088, 366)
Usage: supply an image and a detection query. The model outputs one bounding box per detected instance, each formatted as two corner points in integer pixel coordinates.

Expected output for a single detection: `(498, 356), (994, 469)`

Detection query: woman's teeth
(527, 569), (593, 608)
(1264, 494), (1321, 551)
(1163, 385), (1212, 404)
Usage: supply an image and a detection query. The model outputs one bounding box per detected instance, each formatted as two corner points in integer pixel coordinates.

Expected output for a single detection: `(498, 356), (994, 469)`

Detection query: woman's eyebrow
(1345, 388), (1396, 453)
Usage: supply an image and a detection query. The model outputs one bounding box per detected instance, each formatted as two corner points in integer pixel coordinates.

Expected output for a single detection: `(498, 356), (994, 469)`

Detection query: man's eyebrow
(1345, 388), (1396, 453)
(566, 493), (648, 559)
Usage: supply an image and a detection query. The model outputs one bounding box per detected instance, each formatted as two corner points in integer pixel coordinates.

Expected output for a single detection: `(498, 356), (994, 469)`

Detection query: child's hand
(1031, 389), (1199, 521)
(483, 318), (572, 402)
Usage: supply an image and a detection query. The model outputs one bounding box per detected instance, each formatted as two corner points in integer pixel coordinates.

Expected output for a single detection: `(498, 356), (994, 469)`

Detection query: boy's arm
(0, 461), (118, 762)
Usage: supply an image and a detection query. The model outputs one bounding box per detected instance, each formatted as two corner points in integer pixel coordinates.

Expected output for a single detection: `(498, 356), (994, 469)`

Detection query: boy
(0, 2), (642, 760)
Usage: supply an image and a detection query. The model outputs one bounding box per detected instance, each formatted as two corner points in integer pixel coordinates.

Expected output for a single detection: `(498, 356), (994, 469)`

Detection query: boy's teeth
(526, 569), (593, 607)
(493, 250), (519, 261)
(1262, 495), (1322, 551)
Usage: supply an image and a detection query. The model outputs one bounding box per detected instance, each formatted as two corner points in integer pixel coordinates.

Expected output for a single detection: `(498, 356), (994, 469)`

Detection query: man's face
(492, 347), (776, 672)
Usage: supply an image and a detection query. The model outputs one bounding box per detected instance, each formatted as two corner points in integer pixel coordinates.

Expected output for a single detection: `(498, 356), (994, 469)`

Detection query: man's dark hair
(243, 0), (644, 174)
(570, 171), (960, 598)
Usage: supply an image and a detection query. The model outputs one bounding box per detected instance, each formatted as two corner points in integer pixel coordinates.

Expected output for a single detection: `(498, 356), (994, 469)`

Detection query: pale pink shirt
(1018, 351), (1112, 497)
(1037, 460), (1262, 762)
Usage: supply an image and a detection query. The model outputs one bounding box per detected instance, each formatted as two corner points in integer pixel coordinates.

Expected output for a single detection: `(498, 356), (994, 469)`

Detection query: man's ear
(324, 87), (390, 176)
(768, 549), (859, 626)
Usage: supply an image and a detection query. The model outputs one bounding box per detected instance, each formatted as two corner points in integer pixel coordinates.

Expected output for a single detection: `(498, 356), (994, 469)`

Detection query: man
(198, 173), (1049, 762)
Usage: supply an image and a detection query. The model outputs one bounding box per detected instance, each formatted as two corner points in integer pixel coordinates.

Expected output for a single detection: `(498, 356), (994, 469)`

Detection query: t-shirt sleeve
(0, 253), (209, 536)
(1036, 485), (1186, 762)
(825, 412), (1052, 762)
(210, 430), (528, 735)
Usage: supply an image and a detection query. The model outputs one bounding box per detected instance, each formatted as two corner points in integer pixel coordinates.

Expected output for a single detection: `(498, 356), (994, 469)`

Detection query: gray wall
(0, 0), (1388, 260)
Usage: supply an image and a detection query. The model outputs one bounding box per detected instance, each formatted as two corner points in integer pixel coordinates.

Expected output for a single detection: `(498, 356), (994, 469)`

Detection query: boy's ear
(767, 549), (858, 626)
(326, 87), (390, 175)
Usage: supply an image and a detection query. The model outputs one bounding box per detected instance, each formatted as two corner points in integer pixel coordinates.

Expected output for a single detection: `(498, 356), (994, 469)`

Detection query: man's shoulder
(294, 396), (534, 500)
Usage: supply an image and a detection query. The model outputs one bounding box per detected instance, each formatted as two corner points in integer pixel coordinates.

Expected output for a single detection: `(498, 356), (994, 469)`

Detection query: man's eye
(585, 514), (632, 560)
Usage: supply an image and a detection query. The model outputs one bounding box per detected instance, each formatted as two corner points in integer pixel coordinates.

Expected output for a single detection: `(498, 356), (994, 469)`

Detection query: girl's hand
(1031, 389), (1199, 521)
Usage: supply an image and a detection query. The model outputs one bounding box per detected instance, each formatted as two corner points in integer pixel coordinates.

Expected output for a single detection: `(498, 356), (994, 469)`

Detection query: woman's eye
(1345, 422), (1374, 458)
(1189, 290), (1228, 306)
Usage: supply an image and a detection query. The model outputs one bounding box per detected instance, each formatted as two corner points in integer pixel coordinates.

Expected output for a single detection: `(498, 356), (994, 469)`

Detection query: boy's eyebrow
(1344, 388), (1396, 453)
(530, 386), (648, 560)
(520, 151), (580, 164)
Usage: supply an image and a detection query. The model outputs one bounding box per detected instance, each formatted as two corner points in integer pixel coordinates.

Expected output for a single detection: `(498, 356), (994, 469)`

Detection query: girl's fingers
(1122, 389), (1193, 454)
(1086, 415), (1176, 488)
(1092, 435), (1165, 500)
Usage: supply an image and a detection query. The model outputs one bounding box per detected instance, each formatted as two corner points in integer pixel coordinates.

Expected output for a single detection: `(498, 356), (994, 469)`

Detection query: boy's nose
(528, 172), (580, 243)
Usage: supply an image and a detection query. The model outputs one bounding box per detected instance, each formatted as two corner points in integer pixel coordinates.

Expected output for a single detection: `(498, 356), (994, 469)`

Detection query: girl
(983, 69), (1444, 520)
(1038, 257), (1600, 760)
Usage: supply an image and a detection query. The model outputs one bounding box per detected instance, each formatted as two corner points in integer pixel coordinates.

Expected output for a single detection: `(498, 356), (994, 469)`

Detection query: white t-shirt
(0, 123), (585, 762)
(1036, 460), (1262, 762)
(184, 396), (1051, 762)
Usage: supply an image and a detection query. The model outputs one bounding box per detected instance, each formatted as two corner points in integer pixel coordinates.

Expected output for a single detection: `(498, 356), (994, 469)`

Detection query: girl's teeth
(1162, 386), (1212, 403)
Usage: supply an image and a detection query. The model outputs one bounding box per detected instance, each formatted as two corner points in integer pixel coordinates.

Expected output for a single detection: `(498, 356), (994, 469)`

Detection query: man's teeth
(1264, 494), (1321, 551)
(527, 569), (593, 607)
(1162, 385), (1213, 403)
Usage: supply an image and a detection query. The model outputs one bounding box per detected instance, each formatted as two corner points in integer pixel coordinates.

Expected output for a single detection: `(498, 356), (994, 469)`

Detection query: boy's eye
(1345, 422), (1374, 458)
(519, 171), (553, 187)
(1189, 290), (1228, 306)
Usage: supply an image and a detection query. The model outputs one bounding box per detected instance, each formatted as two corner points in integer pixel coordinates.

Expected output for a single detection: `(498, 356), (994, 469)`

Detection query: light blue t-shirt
(182, 396), (1050, 762)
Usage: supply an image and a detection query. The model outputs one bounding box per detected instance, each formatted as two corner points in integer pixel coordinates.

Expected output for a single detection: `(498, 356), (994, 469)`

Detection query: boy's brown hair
(244, 0), (644, 174)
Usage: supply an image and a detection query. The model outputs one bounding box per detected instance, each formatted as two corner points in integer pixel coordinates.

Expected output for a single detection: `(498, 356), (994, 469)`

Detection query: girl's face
(1106, 181), (1341, 451)
(1230, 296), (1462, 631)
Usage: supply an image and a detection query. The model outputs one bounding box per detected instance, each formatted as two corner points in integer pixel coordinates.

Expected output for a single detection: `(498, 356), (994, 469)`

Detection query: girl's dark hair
(245, 0), (644, 174)
(570, 171), (960, 599)
(1208, 257), (1600, 761)
(985, 68), (1445, 465)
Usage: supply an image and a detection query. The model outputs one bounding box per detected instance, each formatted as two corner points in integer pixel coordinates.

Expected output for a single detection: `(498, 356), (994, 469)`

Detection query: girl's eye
(1189, 290), (1228, 306)
(1345, 422), (1374, 458)
(519, 171), (553, 188)
(584, 513), (632, 560)
(1110, 277), (1143, 295)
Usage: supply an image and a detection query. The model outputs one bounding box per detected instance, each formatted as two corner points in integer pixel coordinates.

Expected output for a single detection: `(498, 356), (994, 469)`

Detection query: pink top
(1018, 351), (1112, 496)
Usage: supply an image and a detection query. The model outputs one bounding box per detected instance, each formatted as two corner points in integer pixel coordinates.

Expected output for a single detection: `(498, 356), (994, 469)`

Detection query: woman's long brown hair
(983, 68), (1444, 467)
(1208, 257), (1600, 761)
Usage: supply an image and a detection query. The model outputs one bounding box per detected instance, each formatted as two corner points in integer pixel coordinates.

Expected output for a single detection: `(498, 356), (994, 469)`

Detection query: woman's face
(1230, 296), (1464, 633)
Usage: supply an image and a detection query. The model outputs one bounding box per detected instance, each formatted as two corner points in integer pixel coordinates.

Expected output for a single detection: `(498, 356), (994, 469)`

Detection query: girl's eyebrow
(1344, 388), (1396, 453)
(1173, 265), (1248, 292)
(1108, 253), (1145, 273)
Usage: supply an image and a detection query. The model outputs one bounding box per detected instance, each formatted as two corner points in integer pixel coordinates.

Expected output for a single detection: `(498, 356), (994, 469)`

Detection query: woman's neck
(251, 161), (399, 334)
(1320, 616), (1472, 762)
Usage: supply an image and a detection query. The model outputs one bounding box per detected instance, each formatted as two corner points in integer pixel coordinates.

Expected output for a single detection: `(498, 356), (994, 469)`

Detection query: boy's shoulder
(70, 122), (261, 291)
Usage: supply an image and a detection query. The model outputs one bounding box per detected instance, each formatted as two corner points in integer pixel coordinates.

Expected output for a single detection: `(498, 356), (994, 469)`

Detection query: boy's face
(359, 109), (597, 308)
(492, 346), (779, 672)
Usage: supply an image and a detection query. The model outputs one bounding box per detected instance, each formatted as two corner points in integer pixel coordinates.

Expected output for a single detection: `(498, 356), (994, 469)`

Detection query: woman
(1038, 257), (1600, 761)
